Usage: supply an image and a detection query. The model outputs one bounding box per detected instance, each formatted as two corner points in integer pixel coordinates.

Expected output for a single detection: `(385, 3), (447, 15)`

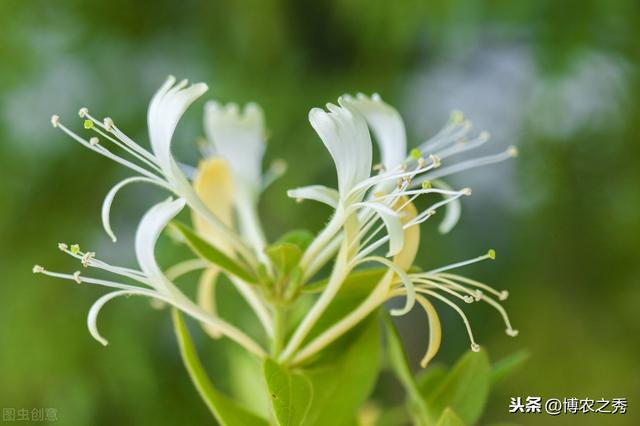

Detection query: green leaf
(416, 364), (448, 401)
(171, 309), (268, 426)
(171, 221), (256, 283)
(302, 315), (381, 425)
(424, 349), (491, 425)
(382, 315), (429, 425)
(275, 229), (314, 250)
(491, 350), (529, 384)
(265, 242), (303, 277)
(263, 358), (313, 425)
(435, 408), (466, 426)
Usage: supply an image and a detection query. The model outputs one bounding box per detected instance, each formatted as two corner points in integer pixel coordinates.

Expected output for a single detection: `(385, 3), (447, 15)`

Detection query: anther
(506, 328), (519, 337)
(470, 343), (481, 352)
(474, 290), (483, 301)
(487, 249), (496, 260)
(429, 154), (441, 168)
(479, 131), (490, 142)
(103, 117), (114, 131)
(373, 163), (386, 173)
(50, 115), (60, 128)
(417, 157), (426, 168)
(451, 110), (464, 123)
(58, 243), (68, 251)
(462, 187), (472, 196)
(78, 107), (89, 118)
(73, 271), (83, 284)
(70, 244), (80, 254)
(89, 137), (99, 146)
(499, 290), (509, 300)
(81, 251), (96, 267)
(507, 146), (518, 157)
(32, 265), (44, 274)
(463, 295), (474, 303)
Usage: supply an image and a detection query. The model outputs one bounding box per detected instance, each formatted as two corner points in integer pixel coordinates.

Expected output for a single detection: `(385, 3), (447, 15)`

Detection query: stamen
(419, 146), (518, 182)
(425, 250), (495, 275)
(81, 251), (96, 267)
(418, 288), (480, 352)
(437, 273), (508, 300)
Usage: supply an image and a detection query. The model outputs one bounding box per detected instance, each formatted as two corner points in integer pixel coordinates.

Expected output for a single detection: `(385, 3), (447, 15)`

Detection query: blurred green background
(1, 0), (638, 425)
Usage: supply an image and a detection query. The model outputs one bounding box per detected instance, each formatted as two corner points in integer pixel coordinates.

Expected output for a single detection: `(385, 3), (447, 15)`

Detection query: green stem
(271, 306), (286, 357)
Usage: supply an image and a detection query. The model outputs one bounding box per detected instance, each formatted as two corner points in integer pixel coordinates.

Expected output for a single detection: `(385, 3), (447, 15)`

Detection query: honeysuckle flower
(38, 75), (517, 390)
(202, 101), (285, 262)
(50, 76), (258, 268)
(280, 94), (517, 365)
(33, 198), (266, 357)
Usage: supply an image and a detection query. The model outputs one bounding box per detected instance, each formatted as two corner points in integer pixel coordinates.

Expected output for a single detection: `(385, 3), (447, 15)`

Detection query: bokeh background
(1, 0), (638, 425)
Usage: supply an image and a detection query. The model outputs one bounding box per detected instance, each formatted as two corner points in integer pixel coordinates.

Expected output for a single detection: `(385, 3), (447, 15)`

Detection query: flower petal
(192, 158), (235, 255)
(203, 101), (266, 198)
(431, 179), (461, 234)
(392, 198), (420, 270)
(343, 93), (407, 171)
(147, 76), (208, 174)
(102, 176), (168, 243)
(357, 201), (404, 256)
(309, 100), (372, 196)
(135, 198), (186, 283)
(287, 185), (340, 208)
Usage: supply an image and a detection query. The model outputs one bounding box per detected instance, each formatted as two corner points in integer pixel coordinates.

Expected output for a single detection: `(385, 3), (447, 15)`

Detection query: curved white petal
(88, 289), (160, 346)
(102, 176), (168, 243)
(287, 185), (340, 208)
(343, 93), (406, 170)
(135, 198), (186, 283)
(309, 99), (372, 197)
(356, 201), (404, 256)
(204, 101), (265, 198)
(147, 76), (208, 174)
(432, 179), (461, 234)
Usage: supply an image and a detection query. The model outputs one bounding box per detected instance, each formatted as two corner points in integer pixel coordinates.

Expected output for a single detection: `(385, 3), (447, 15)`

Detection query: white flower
(280, 94), (517, 365)
(33, 198), (266, 357)
(51, 76), (258, 268)
(202, 101), (285, 261)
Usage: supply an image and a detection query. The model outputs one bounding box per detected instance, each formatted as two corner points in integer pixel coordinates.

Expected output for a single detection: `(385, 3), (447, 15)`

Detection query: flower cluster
(35, 77), (517, 366)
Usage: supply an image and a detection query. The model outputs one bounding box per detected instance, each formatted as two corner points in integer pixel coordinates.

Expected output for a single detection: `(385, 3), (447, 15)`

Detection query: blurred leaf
(302, 315), (381, 425)
(171, 309), (268, 426)
(264, 358), (313, 425)
(423, 350), (490, 425)
(171, 221), (257, 283)
(416, 364), (448, 400)
(266, 242), (303, 277)
(491, 350), (530, 384)
(382, 314), (429, 425)
(435, 408), (466, 426)
(276, 229), (315, 250)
